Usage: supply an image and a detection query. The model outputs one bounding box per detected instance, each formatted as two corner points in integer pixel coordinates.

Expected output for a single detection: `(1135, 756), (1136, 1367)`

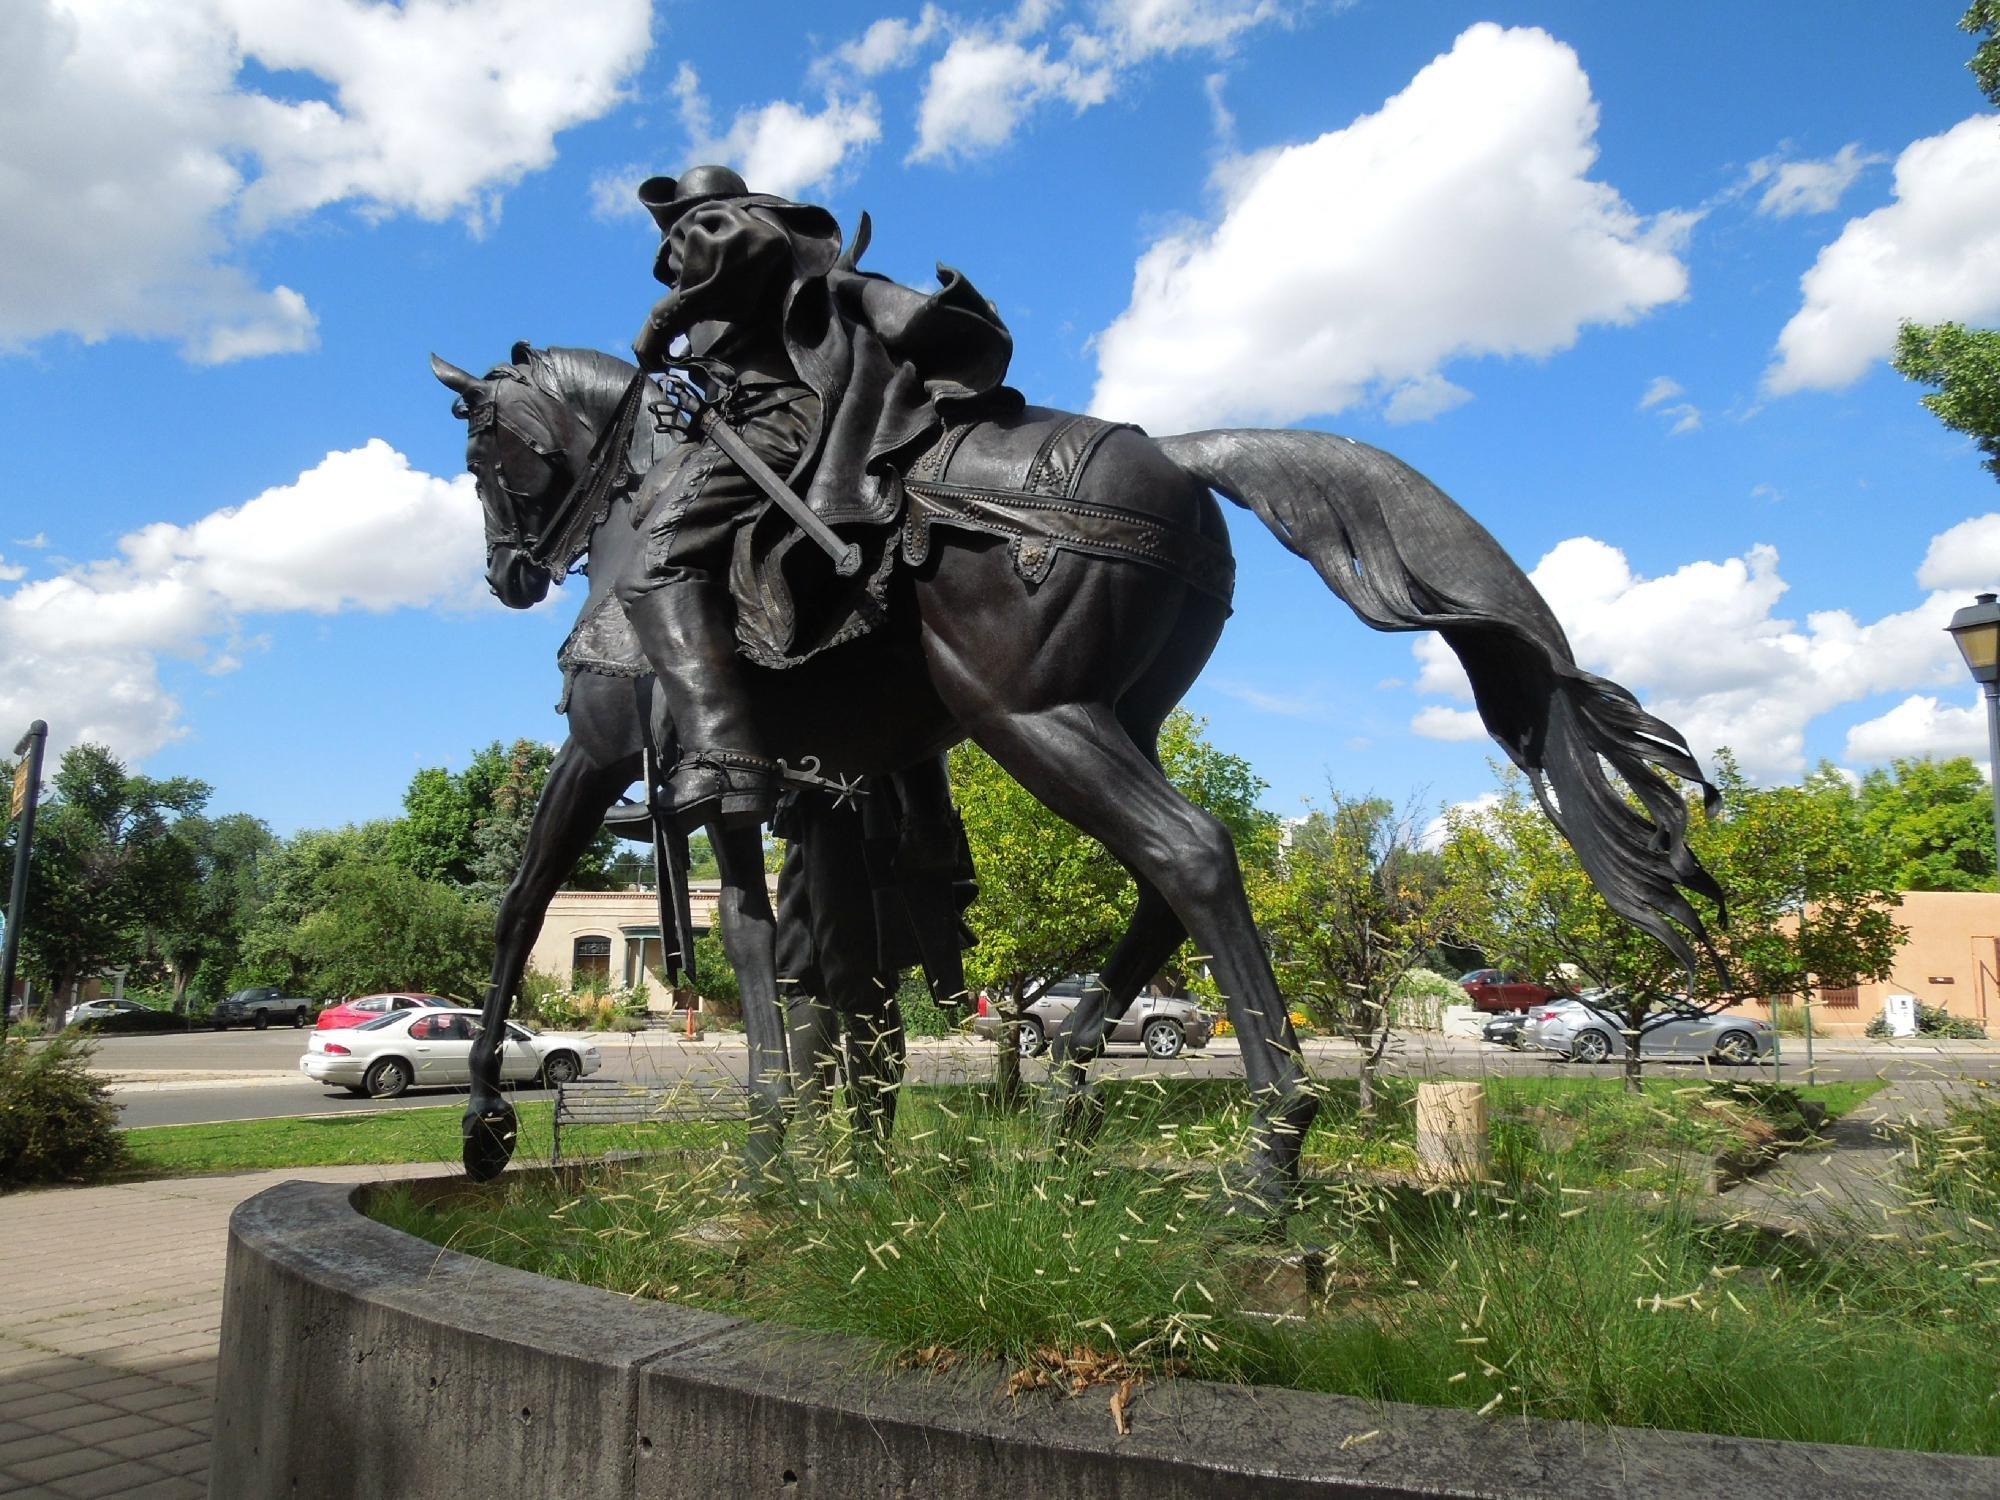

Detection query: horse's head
(430, 347), (588, 609)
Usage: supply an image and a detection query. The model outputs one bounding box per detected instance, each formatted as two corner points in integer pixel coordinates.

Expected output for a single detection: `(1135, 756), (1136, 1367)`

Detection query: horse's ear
(430, 354), (479, 395)
(510, 339), (535, 367)
(837, 212), (872, 272)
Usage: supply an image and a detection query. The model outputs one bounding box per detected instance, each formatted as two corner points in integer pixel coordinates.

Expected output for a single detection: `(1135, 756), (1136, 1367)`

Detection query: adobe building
(531, 882), (746, 1011)
(1717, 889), (1999, 1036)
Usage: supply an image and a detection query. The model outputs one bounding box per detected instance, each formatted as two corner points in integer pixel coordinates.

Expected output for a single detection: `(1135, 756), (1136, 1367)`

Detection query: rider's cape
(702, 199), (1022, 666)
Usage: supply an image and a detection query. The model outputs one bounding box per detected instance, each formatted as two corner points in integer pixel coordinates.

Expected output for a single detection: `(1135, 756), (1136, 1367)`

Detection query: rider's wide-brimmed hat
(635, 165), (843, 284)
(637, 164), (750, 234)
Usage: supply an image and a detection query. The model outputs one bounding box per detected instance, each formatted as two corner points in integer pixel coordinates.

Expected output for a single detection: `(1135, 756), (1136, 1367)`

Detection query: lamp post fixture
(1946, 591), (2000, 885)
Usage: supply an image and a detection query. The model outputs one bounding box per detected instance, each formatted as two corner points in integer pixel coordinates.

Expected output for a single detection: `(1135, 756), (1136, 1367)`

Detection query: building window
(572, 936), (612, 989)
(1820, 985), (1859, 1009)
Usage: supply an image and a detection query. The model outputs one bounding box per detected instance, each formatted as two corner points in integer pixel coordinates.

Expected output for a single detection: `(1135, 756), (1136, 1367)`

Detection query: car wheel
(363, 1058), (411, 1099)
(1142, 1018), (1184, 1060)
(293, 1007), (308, 1028)
(254, 1011), (269, 1031)
(1713, 1030), (1757, 1065)
(541, 1051), (581, 1087)
(1016, 1019), (1047, 1058)
(1570, 1029), (1612, 1064)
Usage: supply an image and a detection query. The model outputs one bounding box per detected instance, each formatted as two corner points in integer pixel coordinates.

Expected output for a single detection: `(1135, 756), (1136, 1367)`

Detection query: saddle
(559, 407), (1236, 681)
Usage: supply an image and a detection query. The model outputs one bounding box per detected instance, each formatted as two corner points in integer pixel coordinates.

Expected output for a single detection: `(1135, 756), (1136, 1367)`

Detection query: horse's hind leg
(465, 737), (639, 1180)
(969, 702), (1316, 1211)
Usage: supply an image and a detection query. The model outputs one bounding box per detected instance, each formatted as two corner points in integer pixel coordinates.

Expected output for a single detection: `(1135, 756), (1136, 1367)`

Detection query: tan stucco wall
(531, 884), (726, 1010)
(1717, 889), (1999, 1035)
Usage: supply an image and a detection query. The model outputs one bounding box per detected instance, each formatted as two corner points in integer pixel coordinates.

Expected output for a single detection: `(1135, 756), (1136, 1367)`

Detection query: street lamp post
(1946, 592), (2000, 882)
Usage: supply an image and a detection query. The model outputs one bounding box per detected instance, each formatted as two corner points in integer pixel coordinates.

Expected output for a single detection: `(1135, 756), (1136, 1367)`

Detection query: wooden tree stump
(1414, 1081), (1489, 1182)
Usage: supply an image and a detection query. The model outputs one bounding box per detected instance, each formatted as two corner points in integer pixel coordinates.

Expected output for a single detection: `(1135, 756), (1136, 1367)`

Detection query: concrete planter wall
(211, 1178), (1997, 1499)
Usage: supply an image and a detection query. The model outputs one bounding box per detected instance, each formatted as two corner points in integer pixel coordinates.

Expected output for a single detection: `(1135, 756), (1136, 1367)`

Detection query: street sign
(9, 758), (28, 820)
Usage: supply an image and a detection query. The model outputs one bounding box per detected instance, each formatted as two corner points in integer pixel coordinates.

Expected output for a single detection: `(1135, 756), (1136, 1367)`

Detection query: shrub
(1865, 1001), (1987, 1040)
(1391, 967), (1463, 1030)
(0, 1034), (128, 1190)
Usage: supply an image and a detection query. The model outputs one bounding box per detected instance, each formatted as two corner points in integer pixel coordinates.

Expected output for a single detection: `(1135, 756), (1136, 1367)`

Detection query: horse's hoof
(462, 1104), (518, 1182)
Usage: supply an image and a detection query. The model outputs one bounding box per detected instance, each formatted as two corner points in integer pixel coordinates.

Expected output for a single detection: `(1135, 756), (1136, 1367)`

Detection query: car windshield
(354, 1013), (408, 1032)
(224, 988), (261, 1004)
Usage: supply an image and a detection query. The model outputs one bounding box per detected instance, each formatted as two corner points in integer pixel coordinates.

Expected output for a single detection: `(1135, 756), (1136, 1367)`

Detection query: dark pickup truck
(212, 986), (317, 1030)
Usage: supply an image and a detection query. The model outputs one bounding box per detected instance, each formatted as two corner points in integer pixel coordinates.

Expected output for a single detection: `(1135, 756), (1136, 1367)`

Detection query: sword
(691, 411), (864, 579)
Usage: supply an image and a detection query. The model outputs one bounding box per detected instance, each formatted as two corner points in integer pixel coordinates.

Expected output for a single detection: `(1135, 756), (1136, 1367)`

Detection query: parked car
(1458, 968), (1563, 1014)
(313, 992), (455, 1031)
(971, 974), (1215, 1059)
(300, 1008), (601, 1098)
(65, 998), (155, 1026)
(1481, 1011), (1529, 1048)
(212, 986), (318, 1030)
(1521, 995), (1771, 1065)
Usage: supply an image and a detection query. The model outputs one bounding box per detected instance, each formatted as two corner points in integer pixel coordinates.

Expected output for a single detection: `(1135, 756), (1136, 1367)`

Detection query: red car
(1458, 969), (1562, 1014)
(314, 992), (456, 1030)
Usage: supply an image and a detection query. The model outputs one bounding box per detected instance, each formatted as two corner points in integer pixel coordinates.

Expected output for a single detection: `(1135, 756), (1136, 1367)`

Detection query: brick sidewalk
(0, 1164), (447, 1499)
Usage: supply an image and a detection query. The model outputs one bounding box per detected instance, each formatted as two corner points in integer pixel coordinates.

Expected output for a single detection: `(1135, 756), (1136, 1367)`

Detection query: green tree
(387, 739), (617, 893)
(1963, 0), (1999, 105)
(1251, 794), (1473, 1115)
(1895, 322), (2000, 481)
(949, 710), (1277, 1101)
(17, 745), (210, 1024)
(234, 822), (396, 988)
(286, 860), (492, 1000)
(1443, 756), (1904, 1090)
(1856, 756), (1996, 890)
(143, 812), (277, 1012)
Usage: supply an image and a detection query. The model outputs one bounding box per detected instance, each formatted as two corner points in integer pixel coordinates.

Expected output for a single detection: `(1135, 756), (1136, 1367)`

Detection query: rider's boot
(624, 580), (779, 832)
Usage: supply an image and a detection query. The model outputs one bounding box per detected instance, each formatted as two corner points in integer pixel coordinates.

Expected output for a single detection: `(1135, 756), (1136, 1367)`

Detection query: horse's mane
(507, 343), (638, 431)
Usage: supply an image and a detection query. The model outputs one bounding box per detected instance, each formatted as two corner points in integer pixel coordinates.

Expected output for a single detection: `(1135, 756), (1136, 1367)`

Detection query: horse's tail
(1157, 428), (1727, 984)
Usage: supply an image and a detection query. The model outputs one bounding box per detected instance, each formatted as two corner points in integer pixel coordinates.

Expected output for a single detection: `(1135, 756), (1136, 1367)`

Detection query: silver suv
(972, 974), (1215, 1059)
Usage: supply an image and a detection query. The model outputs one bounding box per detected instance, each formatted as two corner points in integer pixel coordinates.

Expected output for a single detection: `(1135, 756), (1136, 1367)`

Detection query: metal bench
(551, 1075), (748, 1163)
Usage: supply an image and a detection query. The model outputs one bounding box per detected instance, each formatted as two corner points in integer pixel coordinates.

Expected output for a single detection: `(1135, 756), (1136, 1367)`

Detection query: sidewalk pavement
(1719, 1077), (1976, 1236)
(0, 1163), (448, 1499)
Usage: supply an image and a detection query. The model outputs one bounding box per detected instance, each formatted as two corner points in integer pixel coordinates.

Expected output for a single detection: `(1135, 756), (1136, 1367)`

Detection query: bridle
(463, 370), (587, 579)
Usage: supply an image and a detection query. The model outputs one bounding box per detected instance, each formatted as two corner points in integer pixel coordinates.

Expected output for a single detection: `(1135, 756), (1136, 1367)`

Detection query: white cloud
(0, 441), (483, 764)
(911, 34), (1113, 161)
(672, 64), (881, 200)
(818, 6), (947, 80)
(1421, 790), (1500, 850)
(1746, 142), (1880, 218)
(1409, 531), (1968, 781)
(1844, 695), (1989, 766)
(0, 0), (650, 363)
(908, 0), (1286, 163)
(1088, 25), (1693, 432)
(1410, 705), (1486, 742)
(1917, 513), (2000, 593)
(1638, 376), (1683, 409)
(1766, 115), (2000, 394)
(1383, 374), (1472, 424)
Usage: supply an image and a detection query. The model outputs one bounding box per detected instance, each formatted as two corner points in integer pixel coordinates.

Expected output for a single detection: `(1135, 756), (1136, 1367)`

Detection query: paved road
(94, 1029), (2000, 1129)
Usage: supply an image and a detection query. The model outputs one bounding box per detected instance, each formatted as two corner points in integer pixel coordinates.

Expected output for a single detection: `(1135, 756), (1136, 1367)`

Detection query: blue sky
(4, 1), (1998, 835)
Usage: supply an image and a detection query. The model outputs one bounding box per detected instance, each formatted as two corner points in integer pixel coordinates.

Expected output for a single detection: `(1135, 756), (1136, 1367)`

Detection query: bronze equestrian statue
(435, 165), (1723, 1210)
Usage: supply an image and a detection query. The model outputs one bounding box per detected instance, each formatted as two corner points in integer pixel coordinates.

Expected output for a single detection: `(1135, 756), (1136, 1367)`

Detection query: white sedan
(300, 1007), (602, 1099)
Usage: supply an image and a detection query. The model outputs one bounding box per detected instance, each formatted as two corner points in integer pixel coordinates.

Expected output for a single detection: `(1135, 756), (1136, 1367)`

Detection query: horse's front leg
(713, 821), (793, 1186)
(1045, 879), (1185, 1137)
(464, 740), (639, 1180)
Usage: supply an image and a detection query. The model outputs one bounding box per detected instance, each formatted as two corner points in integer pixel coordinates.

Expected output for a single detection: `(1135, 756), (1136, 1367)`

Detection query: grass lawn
(365, 1073), (2000, 1457)
(121, 1101), (737, 1177)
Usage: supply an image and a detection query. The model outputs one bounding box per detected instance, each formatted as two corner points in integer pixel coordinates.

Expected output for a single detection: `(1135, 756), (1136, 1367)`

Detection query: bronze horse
(433, 341), (1723, 1206)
